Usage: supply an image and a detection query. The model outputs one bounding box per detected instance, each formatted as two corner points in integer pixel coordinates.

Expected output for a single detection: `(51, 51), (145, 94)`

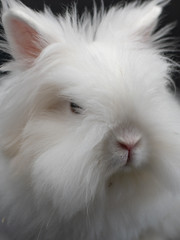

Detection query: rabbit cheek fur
(0, 0), (180, 240)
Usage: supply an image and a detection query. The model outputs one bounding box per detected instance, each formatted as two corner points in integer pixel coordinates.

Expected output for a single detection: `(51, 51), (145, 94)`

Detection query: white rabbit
(0, 0), (180, 239)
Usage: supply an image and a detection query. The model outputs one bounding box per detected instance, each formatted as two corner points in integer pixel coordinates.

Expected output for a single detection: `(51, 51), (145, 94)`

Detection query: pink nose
(118, 142), (135, 151)
(117, 138), (141, 164)
(117, 140), (140, 151)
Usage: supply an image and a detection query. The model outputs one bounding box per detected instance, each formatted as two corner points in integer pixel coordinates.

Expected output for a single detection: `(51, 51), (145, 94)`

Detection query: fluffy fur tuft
(0, 0), (180, 240)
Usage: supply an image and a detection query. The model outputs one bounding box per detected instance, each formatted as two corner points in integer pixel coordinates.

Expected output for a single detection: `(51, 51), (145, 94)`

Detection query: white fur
(0, 0), (180, 239)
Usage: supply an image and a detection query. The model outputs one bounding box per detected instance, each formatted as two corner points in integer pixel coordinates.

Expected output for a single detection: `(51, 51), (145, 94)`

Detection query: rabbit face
(8, 41), (164, 211)
(19, 42), (164, 171)
(0, 0), (174, 221)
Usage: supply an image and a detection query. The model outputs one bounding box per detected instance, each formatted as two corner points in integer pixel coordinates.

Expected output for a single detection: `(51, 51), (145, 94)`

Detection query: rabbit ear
(134, 5), (162, 41)
(2, 10), (48, 65)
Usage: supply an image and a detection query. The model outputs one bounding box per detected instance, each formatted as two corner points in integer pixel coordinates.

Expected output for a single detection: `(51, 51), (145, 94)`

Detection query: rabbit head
(0, 0), (178, 219)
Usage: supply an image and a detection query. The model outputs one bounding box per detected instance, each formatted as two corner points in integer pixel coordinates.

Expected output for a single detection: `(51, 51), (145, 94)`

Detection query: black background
(1, 0), (180, 87)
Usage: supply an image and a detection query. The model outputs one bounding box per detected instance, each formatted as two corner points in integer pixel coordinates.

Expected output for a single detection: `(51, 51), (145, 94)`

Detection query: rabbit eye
(70, 102), (82, 114)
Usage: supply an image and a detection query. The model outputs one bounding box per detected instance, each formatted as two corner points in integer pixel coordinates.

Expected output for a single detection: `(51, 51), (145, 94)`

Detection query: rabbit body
(0, 0), (180, 239)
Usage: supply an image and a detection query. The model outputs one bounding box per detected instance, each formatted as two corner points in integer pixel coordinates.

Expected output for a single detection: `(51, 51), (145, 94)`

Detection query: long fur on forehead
(0, 0), (173, 57)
